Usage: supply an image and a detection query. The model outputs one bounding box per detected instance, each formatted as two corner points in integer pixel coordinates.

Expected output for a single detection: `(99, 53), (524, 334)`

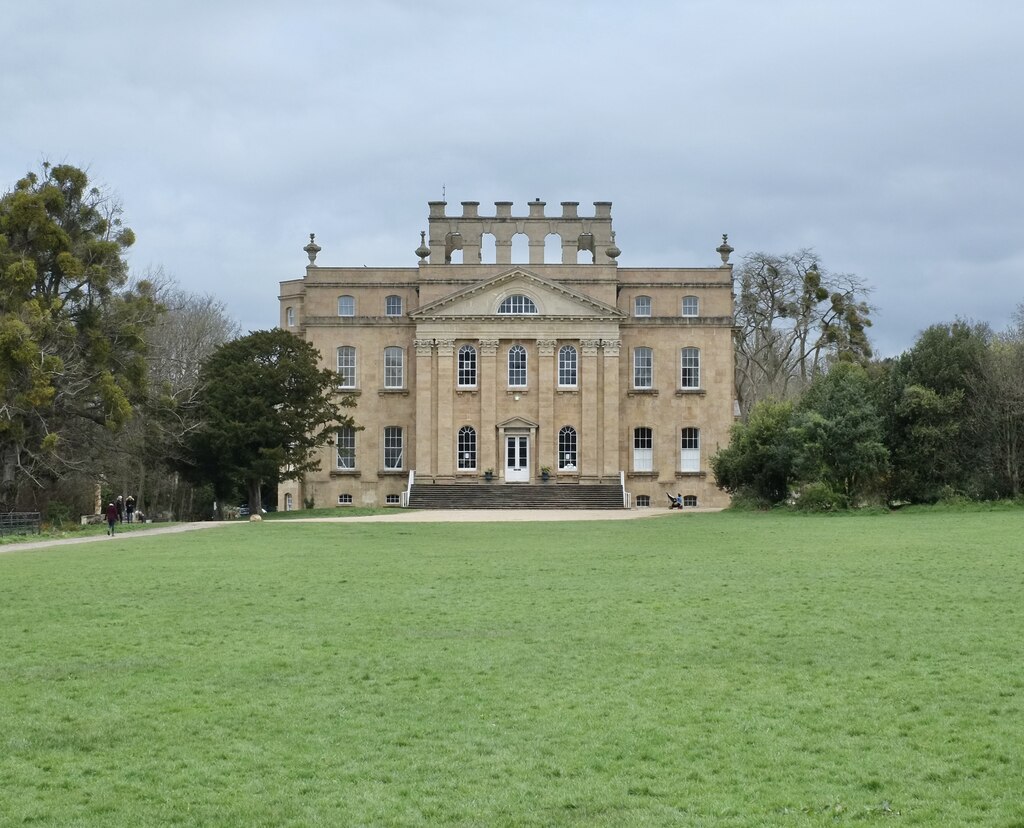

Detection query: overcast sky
(4, 0), (1022, 357)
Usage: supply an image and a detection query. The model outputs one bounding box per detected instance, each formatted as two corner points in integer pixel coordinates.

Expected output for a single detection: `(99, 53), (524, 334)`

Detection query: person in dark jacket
(106, 502), (118, 536)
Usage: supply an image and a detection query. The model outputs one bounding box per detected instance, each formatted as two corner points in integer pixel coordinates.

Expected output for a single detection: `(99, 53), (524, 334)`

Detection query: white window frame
(634, 346), (653, 389)
(558, 426), (578, 470)
(634, 295), (652, 317)
(558, 345), (578, 388)
(337, 295), (355, 317)
(681, 427), (700, 472)
(285, 306), (295, 327)
(336, 426), (356, 470)
(385, 295), (403, 316)
(633, 427), (653, 472)
(336, 346), (356, 389)
(384, 426), (404, 470)
(508, 344), (527, 388)
(384, 346), (404, 389)
(458, 344), (477, 388)
(680, 347), (700, 389)
(458, 426), (477, 470)
(498, 294), (538, 314)
(682, 295), (699, 317)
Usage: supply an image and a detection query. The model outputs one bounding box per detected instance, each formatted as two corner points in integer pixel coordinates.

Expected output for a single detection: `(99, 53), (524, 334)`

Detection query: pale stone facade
(278, 200), (736, 510)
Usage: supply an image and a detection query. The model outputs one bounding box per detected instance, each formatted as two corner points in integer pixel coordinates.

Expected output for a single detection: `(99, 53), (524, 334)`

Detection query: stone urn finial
(716, 233), (734, 265)
(303, 233), (321, 266)
(415, 230), (431, 262)
(605, 231), (621, 261)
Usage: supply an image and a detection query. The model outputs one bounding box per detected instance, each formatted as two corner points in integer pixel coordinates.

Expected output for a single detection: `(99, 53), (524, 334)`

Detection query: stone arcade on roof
(278, 199), (737, 510)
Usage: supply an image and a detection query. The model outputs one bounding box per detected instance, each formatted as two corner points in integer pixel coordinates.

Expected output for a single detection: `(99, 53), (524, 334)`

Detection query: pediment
(409, 268), (624, 320)
(496, 416), (539, 430)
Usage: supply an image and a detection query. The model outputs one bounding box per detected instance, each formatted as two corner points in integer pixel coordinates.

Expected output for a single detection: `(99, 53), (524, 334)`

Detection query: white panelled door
(505, 435), (530, 482)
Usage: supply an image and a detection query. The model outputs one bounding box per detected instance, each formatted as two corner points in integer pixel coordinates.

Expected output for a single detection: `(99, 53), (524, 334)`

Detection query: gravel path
(1, 507), (716, 554)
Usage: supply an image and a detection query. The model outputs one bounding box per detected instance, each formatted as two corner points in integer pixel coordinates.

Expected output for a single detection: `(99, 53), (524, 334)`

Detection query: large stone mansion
(278, 199), (736, 510)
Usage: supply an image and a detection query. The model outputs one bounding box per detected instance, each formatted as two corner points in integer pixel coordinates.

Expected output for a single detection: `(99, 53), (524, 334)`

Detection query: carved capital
(436, 338), (455, 356)
(414, 338), (434, 357)
(536, 338), (557, 356)
(581, 338), (601, 356)
(479, 338), (499, 356)
(602, 339), (622, 356)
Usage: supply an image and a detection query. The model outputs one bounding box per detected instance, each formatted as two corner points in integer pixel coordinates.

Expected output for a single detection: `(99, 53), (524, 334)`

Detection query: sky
(4, 0), (1023, 358)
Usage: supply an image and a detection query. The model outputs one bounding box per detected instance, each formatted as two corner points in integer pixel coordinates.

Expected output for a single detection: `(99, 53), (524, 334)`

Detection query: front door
(505, 435), (530, 482)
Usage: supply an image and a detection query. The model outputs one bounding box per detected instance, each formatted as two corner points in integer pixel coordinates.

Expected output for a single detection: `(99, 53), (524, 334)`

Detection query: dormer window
(498, 294), (538, 315)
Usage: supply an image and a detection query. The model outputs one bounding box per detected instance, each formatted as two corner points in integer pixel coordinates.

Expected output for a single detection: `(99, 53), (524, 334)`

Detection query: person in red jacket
(105, 502), (118, 536)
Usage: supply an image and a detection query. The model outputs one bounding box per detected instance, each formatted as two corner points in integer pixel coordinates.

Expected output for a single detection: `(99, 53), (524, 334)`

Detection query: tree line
(716, 252), (1024, 508)
(1, 163), (353, 522)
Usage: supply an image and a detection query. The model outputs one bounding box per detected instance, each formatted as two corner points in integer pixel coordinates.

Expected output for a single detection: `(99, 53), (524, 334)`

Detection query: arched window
(285, 306), (296, 327)
(384, 346), (404, 388)
(284, 492), (294, 511)
(336, 346), (356, 388)
(544, 233), (562, 263)
(681, 427), (700, 472)
(558, 345), (577, 387)
(680, 347), (700, 389)
(682, 295), (699, 317)
(458, 344), (477, 387)
(337, 295), (355, 317)
(558, 426), (577, 470)
(633, 427), (653, 472)
(633, 347), (653, 389)
(508, 344), (527, 387)
(634, 295), (652, 317)
(385, 295), (403, 316)
(458, 426), (477, 470)
(498, 295), (538, 314)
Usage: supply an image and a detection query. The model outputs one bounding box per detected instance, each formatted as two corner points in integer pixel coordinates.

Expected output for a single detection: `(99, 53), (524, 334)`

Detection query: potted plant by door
(540, 466), (551, 482)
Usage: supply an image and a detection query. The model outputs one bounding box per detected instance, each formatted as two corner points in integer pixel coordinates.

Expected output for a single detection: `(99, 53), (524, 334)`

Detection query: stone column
(414, 339), (434, 477)
(436, 339), (455, 477)
(537, 339), (557, 474)
(602, 339), (622, 479)
(580, 339), (601, 479)
(479, 339), (499, 476)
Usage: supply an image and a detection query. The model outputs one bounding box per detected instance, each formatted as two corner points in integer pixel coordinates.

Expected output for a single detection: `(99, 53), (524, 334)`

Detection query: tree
(791, 363), (889, 503)
(711, 398), (797, 504)
(107, 276), (241, 520)
(180, 329), (355, 516)
(0, 163), (158, 509)
(881, 321), (990, 501)
(734, 250), (873, 418)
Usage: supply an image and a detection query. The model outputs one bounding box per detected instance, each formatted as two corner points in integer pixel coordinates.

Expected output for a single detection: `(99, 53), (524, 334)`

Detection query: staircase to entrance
(407, 482), (625, 510)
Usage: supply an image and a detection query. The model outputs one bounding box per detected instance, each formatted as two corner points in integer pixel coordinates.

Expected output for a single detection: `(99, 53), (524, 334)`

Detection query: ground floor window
(458, 425), (477, 470)
(558, 425), (577, 470)
(683, 495), (698, 507)
(338, 493), (353, 504)
(284, 492), (293, 511)
(681, 427), (700, 472)
(385, 494), (400, 505)
(633, 427), (653, 472)
(636, 495), (651, 507)
(384, 426), (404, 470)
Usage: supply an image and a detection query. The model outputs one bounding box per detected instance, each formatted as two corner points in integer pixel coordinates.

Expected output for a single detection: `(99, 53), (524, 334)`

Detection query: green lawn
(1, 510), (1022, 826)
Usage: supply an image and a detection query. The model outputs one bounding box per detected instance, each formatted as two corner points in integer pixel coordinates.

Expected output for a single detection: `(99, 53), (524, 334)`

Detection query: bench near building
(278, 199), (737, 510)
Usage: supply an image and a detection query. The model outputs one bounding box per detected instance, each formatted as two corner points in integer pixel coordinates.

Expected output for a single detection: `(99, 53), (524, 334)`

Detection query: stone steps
(408, 483), (624, 510)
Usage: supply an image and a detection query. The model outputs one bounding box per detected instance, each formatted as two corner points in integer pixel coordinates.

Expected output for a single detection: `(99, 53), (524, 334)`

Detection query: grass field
(1, 509), (1022, 826)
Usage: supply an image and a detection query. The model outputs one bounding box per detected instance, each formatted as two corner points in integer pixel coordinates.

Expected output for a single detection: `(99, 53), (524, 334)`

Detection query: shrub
(793, 482), (849, 512)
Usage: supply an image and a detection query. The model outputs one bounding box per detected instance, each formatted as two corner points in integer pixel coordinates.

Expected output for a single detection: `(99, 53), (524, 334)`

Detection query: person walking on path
(125, 496), (135, 524)
(115, 495), (124, 523)
(105, 502), (118, 536)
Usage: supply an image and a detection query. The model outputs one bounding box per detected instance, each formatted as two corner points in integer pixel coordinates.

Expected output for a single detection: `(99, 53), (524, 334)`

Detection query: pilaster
(581, 338), (601, 478)
(537, 338), (557, 473)
(414, 339), (434, 476)
(602, 339), (622, 477)
(479, 338), (499, 475)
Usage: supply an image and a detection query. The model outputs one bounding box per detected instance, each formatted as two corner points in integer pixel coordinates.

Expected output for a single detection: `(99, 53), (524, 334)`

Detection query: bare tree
(734, 249), (873, 418)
